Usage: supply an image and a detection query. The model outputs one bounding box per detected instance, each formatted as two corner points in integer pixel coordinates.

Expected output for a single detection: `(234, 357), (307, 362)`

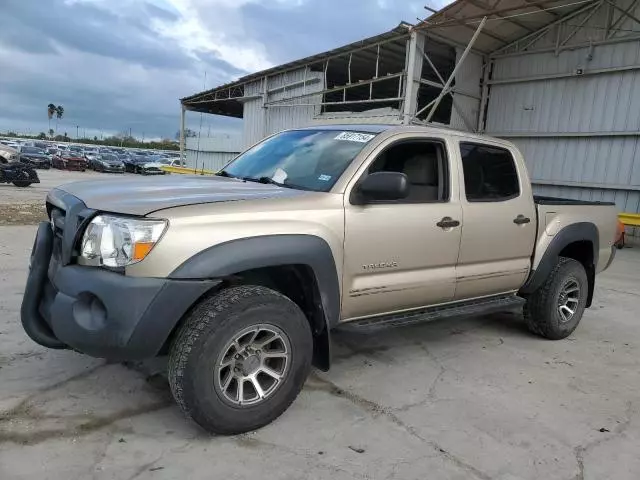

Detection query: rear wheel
(168, 285), (313, 434)
(12, 181), (32, 187)
(524, 257), (588, 340)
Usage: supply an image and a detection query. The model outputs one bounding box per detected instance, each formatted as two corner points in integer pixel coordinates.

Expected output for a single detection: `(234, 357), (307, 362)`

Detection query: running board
(341, 294), (525, 331)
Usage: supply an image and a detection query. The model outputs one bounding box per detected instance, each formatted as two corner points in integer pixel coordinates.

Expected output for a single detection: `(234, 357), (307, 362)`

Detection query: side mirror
(355, 171), (409, 203)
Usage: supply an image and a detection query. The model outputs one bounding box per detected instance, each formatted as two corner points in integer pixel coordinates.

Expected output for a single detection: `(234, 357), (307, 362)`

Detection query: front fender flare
(169, 234), (341, 331)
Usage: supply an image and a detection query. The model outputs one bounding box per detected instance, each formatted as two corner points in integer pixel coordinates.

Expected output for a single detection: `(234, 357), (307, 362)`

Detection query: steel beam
(179, 104), (185, 162)
(532, 179), (640, 192)
(492, 0), (600, 55)
(491, 33), (640, 58)
(490, 130), (640, 138)
(402, 31), (425, 124)
(489, 62), (640, 85)
(478, 58), (492, 132)
(423, 17), (487, 123)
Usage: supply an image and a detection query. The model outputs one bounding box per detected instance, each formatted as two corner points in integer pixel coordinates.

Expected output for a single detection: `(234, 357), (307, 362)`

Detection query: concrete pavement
(1, 224), (639, 480)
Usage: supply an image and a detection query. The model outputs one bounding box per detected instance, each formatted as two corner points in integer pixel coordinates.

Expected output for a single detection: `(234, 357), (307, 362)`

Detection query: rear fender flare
(520, 222), (598, 302)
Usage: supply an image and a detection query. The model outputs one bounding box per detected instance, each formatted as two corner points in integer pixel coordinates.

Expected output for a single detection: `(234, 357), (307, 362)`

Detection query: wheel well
(224, 265), (330, 370)
(559, 241), (595, 307)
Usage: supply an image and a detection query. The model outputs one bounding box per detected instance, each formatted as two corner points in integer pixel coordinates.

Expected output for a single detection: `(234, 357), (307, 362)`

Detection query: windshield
(22, 147), (43, 154)
(100, 154), (118, 161)
(222, 129), (376, 192)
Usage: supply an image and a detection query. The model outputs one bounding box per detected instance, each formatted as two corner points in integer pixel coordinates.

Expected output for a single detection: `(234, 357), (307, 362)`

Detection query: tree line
(2, 131), (179, 151)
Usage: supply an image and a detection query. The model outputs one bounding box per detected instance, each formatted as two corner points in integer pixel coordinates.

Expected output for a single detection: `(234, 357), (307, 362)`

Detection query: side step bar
(340, 294), (525, 331)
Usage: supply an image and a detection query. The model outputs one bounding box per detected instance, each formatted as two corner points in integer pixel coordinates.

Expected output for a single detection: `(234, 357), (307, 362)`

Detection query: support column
(402, 30), (425, 124)
(478, 57), (492, 132)
(179, 104), (186, 162)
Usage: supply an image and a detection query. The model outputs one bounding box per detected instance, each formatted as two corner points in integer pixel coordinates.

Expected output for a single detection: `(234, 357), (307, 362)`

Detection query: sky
(0, 0), (450, 141)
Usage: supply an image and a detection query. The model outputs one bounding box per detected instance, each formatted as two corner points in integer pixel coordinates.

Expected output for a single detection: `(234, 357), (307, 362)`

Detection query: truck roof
(295, 123), (511, 147)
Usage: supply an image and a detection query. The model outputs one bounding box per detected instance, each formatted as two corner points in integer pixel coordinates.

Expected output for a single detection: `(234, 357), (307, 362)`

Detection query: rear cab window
(460, 142), (519, 202)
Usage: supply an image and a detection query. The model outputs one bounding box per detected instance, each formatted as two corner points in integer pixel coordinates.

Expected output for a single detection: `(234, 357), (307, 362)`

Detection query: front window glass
(222, 129), (377, 192)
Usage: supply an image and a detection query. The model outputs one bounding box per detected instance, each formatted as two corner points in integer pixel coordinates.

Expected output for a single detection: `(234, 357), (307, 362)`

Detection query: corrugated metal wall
(242, 68), (324, 148)
(486, 1), (640, 216)
(450, 49), (482, 131)
(185, 150), (239, 172)
(185, 134), (242, 171)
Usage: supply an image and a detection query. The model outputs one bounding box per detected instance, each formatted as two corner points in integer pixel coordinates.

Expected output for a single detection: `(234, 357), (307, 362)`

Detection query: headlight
(80, 215), (168, 267)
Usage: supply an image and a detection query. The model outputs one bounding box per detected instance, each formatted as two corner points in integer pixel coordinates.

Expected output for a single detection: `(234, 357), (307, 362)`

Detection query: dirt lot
(0, 215), (639, 479)
(0, 169), (132, 225)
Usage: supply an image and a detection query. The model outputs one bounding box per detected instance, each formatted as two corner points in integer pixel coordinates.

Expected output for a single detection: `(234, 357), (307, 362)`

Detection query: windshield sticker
(272, 168), (288, 183)
(318, 174), (332, 182)
(334, 132), (375, 143)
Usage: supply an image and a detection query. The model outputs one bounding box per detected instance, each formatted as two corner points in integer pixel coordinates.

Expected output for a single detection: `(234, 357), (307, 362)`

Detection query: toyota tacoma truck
(21, 124), (618, 434)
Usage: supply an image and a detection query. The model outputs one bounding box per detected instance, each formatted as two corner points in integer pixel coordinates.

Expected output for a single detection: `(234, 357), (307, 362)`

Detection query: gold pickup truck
(21, 124), (618, 434)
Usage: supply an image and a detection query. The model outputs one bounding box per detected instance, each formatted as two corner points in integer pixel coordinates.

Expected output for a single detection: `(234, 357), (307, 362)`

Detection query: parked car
(137, 156), (167, 175)
(52, 151), (87, 171)
(18, 146), (51, 169)
(161, 158), (186, 167)
(57, 144), (70, 152)
(0, 144), (19, 164)
(68, 145), (85, 156)
(20, 124), (618, 435)
(1, 140), (20, 150)
(90, 153), (125, 173)
(123, 154), (150, 173)
(83, 147), (99, 163)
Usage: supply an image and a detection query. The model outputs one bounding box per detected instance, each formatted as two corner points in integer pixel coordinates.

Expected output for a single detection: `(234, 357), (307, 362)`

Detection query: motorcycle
(0, 161), (40, 187)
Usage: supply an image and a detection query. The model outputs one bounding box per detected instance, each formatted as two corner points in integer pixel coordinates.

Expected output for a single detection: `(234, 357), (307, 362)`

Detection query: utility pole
(129, 127), (132, 139)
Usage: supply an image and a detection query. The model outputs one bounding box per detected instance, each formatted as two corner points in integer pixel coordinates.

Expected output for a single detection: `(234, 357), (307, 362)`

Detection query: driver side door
(341, 135), (462, 321)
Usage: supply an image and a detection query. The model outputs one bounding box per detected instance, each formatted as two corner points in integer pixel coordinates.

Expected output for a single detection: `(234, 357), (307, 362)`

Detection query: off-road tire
(168, 285), (313, 435)
(524, 257), (588, 340)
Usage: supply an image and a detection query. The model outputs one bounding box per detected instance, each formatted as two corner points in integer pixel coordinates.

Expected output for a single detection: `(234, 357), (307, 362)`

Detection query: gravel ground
(0, 169), (133, 225)
(0, 221), (639, 479)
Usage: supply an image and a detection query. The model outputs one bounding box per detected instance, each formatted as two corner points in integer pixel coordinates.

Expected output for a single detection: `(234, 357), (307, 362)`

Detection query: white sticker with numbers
(334, 132), (375, 143)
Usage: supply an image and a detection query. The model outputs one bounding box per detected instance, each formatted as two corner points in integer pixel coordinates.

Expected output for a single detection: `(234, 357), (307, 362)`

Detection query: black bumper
(21, 222), (220, 360)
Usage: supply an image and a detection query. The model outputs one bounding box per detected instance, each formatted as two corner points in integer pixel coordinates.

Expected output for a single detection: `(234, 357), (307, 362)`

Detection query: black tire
(524, 257), (588, 340)
(13, 181), (32, 187)
(168, 285), (313, 435)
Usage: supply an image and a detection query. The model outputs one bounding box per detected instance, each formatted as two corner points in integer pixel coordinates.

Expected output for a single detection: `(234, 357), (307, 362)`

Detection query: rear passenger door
(455, 142), (536, 300)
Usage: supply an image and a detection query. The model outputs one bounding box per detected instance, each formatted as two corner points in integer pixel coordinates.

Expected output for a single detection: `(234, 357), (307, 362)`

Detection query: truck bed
(532, 197), (618, 275)
(534, 195), (616, 207)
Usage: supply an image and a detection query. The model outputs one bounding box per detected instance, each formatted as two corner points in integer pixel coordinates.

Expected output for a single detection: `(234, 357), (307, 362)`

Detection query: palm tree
(48, 128), (54, 138)
(47, 104), (56, 131)
(55, 105), (64, 133)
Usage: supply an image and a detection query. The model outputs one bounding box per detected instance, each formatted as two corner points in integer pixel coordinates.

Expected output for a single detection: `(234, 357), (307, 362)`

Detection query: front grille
(50, 208), (65, 239)
(46, 192), (94, 266)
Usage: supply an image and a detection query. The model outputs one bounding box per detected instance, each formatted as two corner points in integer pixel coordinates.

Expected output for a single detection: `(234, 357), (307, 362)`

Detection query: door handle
(437, 217), (461, 229)
(513, 215), (531, 225)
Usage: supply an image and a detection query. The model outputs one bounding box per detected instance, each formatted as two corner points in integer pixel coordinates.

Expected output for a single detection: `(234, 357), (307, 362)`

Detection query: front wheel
(12, 181), (32, 187)
(524, 257), (588, 340)
(168, 285), (313, 434)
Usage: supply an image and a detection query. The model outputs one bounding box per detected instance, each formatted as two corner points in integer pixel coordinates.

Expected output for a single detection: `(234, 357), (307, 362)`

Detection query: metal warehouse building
(180, 0), (640, 215)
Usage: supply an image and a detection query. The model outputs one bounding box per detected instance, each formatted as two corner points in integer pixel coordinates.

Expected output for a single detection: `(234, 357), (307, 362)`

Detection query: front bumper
(21, 158), (50, 169)
(101, 165), (125, 173)
(21, 220), (220, 360)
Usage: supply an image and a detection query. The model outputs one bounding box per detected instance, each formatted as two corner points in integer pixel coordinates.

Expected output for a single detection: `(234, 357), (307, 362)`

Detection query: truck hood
(53, 175), (308, 215)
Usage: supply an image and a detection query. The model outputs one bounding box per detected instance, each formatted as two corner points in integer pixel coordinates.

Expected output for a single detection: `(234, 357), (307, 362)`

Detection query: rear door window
(460, 143), (519, 202)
